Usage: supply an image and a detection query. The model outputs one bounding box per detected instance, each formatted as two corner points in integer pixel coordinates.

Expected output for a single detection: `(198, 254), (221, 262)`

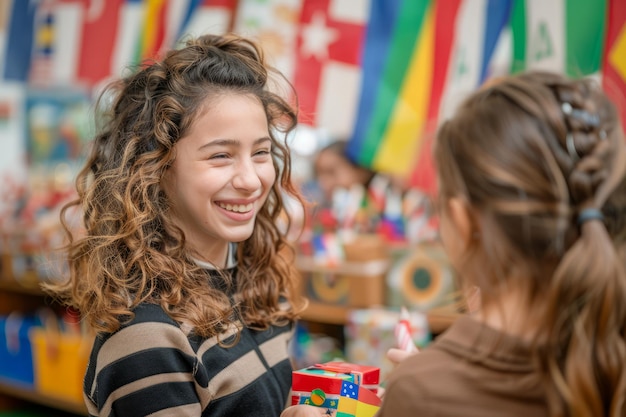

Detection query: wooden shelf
(0, 279), (44, 296)
(0, 379), (86, 416)
(300, 302), (460, 335)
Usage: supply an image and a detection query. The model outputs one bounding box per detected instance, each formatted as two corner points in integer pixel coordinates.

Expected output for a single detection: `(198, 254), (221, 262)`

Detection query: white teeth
(218, 203), (253, 213)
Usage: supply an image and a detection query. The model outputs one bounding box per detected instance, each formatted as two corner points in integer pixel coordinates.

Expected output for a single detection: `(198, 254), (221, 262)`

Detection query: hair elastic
(561, 102), (600, 127)
(577, 208), (604, 226)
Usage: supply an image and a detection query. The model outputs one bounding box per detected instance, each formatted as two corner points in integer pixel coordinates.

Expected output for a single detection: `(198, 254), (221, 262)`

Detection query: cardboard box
(295, 235), (391, 308)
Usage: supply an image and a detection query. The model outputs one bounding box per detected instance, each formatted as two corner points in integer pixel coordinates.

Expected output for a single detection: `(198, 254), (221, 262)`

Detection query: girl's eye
(209, 153), (229, 160)
(254, 148), (271, 156)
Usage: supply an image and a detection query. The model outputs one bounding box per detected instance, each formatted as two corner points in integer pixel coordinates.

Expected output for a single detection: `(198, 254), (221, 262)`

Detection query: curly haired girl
(49, 33), (306, 417)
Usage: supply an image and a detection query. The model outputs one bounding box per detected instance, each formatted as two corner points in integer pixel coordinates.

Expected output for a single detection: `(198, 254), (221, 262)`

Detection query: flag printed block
(337, 380), (381, 417)
(291, 361), (380, 410)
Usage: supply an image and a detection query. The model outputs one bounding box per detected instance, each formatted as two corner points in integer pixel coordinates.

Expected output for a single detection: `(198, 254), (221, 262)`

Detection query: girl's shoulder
(94, 303), (186, 348)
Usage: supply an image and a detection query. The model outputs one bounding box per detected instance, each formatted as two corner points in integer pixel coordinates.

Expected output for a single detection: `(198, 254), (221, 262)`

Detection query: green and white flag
(510, 0), (606, 77)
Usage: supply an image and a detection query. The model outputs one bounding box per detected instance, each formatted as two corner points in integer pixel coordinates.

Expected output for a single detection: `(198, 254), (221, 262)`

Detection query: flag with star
(509, 0), (606, 77)
(602, 0), (626, 129)
(336, 380), (380, 417)
(292, 0), (370, 140)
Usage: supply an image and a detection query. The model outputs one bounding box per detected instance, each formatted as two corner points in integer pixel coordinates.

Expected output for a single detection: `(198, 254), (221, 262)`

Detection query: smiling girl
(47, 34), (306, 416)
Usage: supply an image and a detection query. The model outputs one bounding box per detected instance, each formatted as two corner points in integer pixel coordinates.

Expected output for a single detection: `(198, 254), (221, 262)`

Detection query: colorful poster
(24, 88), (92, 167)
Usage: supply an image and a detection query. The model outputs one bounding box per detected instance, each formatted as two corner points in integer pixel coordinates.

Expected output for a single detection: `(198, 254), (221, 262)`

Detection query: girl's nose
(232, 159), (262, 191)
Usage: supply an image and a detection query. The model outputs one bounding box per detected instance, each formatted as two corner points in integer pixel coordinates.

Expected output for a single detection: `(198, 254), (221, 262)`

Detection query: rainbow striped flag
(346, 0), (434, 177)
(348, 0), (512, 193)
(132, 0), (169, 63)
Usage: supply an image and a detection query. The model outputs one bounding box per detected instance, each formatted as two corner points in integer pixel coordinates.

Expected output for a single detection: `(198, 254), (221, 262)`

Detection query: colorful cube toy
(291, 361), (381, 417)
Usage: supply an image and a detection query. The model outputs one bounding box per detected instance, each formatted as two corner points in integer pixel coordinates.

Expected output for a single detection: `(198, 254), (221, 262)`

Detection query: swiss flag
(293, 0), (369, 139)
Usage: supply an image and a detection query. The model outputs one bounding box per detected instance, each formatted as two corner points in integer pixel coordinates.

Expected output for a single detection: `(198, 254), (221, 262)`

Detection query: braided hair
(435, 71), (626, 417)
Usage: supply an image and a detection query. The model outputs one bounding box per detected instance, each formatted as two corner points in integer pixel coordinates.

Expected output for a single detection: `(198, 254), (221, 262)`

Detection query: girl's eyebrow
(198, 137), (271, 151)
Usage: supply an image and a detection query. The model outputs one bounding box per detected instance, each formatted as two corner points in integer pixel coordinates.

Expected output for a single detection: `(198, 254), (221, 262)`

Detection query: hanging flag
(29, 0), (86, 86)
(133, 0), (169, 63)
(438, 0), (512, 121)
(407, 0), (463, 194)
(602, 0), (626, 129)
(233, 0), (303, 87)
(346, 0), (433, 177)
(109, 0), (145, 78)
(292, 0), (370, 140)
(510, 0), (606, 77)
(180, 0), (237, 42)
(76, 0), (125, 86)
(3, 0), (37, 82)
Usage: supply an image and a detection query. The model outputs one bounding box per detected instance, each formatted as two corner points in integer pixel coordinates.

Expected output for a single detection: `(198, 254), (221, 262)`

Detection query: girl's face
(162, 93), (276, 266)
(314, 150), (363, 201)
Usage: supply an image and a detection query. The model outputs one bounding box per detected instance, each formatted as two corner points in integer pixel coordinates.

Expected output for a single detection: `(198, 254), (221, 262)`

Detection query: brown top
(376, 315), (548, 417)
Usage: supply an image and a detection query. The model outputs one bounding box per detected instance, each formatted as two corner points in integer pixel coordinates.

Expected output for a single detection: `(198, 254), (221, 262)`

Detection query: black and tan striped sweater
(83, 268), (294, 417)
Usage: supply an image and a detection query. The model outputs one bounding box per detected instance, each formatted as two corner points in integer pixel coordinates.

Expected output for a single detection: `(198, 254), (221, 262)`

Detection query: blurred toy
(345, 308), (430, 381)
(386, 243), (457, 311)
(394, 306), (418, 353)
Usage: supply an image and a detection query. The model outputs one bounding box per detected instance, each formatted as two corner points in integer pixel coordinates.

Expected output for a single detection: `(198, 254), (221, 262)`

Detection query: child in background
(46, 34), (307, 416)
(310, 140), (436, 243)
(378, 71), (626, 416)
(313, 140), (377, 204)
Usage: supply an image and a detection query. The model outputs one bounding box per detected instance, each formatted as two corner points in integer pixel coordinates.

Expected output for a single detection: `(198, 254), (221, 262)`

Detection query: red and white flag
(76, 0), (125, 86)
(293, 0), (370, 139)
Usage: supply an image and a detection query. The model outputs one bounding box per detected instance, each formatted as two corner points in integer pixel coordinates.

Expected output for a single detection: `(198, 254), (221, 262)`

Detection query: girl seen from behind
(377, 71), (626, 417)
(47, 34), (306, 416)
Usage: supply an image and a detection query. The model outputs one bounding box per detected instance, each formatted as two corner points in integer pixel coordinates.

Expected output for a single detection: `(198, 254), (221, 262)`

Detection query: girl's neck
(472, 290), (537, 341)
(193, 243), (233, 269)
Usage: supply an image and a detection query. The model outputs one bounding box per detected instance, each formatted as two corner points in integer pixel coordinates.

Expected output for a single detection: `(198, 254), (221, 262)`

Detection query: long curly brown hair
(47, 34), (306, 338)
(435, 71), (626, 416)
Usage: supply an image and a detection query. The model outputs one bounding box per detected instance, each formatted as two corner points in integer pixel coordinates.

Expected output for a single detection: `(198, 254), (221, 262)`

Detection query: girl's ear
(448, 197), (478, 249)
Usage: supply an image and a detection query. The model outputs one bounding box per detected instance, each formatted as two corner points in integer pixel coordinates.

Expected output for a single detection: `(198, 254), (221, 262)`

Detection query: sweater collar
(433, 314), (535, 372)
(193, 243), (237, 270)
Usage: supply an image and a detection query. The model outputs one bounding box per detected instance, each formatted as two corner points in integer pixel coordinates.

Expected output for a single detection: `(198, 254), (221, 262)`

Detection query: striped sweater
(83, 267), (294, 417)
